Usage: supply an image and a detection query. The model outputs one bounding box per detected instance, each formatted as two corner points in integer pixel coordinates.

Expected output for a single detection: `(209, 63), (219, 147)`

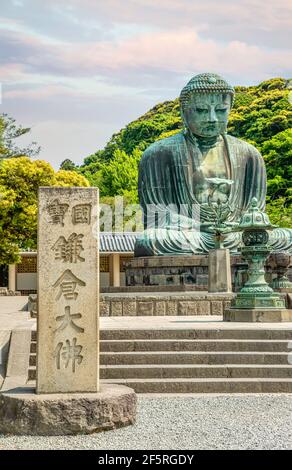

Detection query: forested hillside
(62, 77), (292, 226)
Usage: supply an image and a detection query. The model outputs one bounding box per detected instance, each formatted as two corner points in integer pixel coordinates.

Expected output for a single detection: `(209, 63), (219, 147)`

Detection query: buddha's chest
(188, 142), (232, 205)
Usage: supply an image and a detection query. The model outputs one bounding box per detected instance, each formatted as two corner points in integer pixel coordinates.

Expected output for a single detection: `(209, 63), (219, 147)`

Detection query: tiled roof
(20, 232), (140, 255)
(99, 232), (139, 253)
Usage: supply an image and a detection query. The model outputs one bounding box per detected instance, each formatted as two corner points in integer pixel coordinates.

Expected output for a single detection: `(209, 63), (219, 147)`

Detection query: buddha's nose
(208, 108), (218, 122)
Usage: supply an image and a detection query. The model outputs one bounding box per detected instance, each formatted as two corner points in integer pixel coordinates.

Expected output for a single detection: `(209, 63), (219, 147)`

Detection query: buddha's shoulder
(225, 134), (261, 156)
(141, 132), (184, 163)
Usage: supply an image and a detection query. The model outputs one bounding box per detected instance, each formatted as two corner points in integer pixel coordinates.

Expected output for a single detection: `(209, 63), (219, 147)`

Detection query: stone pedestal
(224, 308), (292, 322)
(0, 384), (137, 435)
(125, 255), (246, 290)
(208, 249), (232, 293)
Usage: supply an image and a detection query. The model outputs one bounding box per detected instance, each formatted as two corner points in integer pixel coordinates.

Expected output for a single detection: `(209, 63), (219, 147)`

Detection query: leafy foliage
(59, 159), (77, 171)
(0, 157), (89, 264)
(96, 149), (141, 202)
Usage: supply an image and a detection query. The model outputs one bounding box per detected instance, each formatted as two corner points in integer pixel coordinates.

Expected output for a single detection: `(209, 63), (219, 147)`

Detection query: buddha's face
(182, 93), (232, 138)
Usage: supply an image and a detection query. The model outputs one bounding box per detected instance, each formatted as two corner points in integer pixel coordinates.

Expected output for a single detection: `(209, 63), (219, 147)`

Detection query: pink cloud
(52, 0), (292, 31)
(53, 28), (292, 77)
(1, 24), (291, 97)
(1, 3), (291, 106)
(0, 63), (27, 82)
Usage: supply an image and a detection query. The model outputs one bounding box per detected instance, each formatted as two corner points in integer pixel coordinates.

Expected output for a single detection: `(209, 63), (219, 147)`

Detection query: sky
(1, 0), (292, 168)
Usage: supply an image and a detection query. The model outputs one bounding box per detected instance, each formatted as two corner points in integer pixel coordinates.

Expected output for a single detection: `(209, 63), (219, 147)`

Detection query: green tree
(78, 151), (103, 186)
(261, 129), (292, 199)
(59, 159), (77, 171)
(0, 114), (40, 159)
(266, 196), (292, 227)
(0, 157), (89, 265)
(97, 149), (141, 203)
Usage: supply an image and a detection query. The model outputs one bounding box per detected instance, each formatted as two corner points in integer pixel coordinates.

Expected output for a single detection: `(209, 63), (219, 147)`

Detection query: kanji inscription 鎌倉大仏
(37, 187), (99, 394)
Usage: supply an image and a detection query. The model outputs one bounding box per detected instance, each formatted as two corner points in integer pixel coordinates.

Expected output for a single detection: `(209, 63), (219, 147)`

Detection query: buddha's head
(180, 73), (235, 138)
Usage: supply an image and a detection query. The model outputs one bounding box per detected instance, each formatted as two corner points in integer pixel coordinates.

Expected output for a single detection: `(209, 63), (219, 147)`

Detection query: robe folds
(134, 131), (292, 256)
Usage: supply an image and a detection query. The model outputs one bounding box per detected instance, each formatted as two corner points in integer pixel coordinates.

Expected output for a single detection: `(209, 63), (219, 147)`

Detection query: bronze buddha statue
(134, 73), (292, 256)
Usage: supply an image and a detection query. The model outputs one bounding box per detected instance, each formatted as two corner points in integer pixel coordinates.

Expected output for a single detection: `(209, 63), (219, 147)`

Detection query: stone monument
(0, 187), (136, 435)
(208, 249), (232, 293)
(37, 187), (99, 393)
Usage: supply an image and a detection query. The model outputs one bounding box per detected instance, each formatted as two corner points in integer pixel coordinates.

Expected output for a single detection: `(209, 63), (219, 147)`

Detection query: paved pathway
(1, 297), (292, 334)
(101, 315), (292, 330)
(0, 394), (291, 449)
(0, 297), (33, 332)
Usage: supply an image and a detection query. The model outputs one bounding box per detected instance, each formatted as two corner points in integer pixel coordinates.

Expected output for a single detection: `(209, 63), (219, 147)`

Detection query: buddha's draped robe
(134, 131), (292, 256)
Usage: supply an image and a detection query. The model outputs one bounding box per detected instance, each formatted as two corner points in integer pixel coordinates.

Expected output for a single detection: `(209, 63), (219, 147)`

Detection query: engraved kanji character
(47, 199), (69, 226)
(54, 338), (83, 373)
(52, 269), (86, 300)
(72, 204), (92, 225)
(55, 306), (84, 333)
(52, 233), (85, 263)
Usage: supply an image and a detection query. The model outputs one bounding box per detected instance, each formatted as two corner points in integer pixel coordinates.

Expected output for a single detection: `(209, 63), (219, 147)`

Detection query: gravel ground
(0, 394), (291, 450)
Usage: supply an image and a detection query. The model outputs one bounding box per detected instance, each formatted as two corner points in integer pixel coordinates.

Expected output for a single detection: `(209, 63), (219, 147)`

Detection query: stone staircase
(28, 328), (292, 393)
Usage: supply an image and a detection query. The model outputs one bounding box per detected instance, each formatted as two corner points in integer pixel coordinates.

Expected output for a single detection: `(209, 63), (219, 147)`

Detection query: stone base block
(101, 292), (235, 316)
(208, 249), (232, 293)
(0, 384), (137, 435)
(125, 254), (246, 289)
(224, 308), (292, 323)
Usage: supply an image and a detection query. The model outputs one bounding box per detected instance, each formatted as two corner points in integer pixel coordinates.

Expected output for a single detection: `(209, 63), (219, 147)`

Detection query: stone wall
(100, 292), (235, 317)
(29, 290), (291, 318)
(125, 255), (248, 290)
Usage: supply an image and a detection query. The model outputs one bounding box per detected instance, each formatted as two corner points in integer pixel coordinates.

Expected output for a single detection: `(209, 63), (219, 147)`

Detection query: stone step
(27, 364), (292, 383)
(100, 351), (291, 365)
(30, 338), (292, 354)
(100, 339), (292, 352)
(29, 328), (292, 393)
(100, 329), (292, 341)
(31, 329), (292, 342)
(100, 364), (292, 379)
(100, 378), (292, 393)
(29, 353), (36, 366)
(28, 367), (36, 381)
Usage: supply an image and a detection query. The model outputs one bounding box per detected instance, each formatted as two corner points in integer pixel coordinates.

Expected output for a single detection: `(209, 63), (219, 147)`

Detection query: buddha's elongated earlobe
(180, 107), (188, 134)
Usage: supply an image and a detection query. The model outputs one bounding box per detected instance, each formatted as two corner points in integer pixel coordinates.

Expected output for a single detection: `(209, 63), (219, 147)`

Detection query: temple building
(2, 232), (138, 295)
